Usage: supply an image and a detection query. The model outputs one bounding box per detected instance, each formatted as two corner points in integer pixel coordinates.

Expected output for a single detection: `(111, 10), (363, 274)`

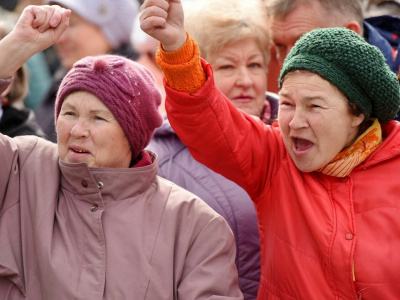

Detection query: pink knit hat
(55, 55), (163, 158)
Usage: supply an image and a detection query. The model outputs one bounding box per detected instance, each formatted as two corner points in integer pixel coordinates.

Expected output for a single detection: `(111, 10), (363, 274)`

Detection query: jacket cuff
(156, 32), (206, 94)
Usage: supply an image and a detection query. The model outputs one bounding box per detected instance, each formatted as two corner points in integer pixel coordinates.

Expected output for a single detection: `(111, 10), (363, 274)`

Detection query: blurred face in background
(209, 38), (268, 117)
(270, 1), (334, 66)
(55, 12), (112, 69)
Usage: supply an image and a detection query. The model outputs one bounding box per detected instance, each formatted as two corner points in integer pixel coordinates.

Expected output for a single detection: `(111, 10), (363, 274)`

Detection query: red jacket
(165, 61), (400, 299)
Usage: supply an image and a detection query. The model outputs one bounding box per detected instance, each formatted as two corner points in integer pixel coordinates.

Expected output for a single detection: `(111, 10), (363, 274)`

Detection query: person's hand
(12, 5), (71, 55)
(139, 0), (186, 52)
(0, 5), (70, 80)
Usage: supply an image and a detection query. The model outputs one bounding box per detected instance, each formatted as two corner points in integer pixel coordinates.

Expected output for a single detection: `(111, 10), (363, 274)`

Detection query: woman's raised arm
(0, 5), (70, 80)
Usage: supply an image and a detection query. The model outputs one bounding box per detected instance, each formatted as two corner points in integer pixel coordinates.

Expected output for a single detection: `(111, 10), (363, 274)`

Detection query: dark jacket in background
(0, 105), (47, 138)
(364, 15), (400, 120)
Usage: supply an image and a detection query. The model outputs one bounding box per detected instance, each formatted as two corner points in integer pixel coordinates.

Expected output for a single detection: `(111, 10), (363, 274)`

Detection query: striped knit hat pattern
(279, 27), (400, 123)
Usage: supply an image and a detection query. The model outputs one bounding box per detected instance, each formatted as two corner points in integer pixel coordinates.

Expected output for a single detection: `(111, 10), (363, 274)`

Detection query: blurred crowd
(1, 0), (399, 140)
(1, 0), (400, 299)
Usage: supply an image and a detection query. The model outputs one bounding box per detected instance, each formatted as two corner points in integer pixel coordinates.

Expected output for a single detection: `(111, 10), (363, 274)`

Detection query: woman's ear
(345, 21), (362, 35)
(352, 113), (365, 127)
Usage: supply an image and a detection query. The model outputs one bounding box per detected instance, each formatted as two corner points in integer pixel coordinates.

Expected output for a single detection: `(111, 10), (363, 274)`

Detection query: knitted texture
(49, 0), (139, 49)
(156, 32), (206, 94)
(279, 27), (400, 123)
(55, 55), (163, 158)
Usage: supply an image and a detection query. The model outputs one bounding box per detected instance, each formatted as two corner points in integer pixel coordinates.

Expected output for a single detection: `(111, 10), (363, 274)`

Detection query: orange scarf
(317, 119), (382, 177)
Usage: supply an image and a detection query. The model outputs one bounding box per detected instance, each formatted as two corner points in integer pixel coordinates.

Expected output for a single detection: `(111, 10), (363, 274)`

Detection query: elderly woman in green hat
(140, 0), (400, 298)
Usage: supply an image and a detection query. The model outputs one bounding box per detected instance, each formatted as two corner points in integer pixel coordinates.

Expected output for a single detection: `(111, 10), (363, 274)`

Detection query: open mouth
(293, 138), (314, 153)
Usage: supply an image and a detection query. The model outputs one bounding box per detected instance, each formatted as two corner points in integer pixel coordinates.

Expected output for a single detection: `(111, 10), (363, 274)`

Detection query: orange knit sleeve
(156, 32), (206, 94)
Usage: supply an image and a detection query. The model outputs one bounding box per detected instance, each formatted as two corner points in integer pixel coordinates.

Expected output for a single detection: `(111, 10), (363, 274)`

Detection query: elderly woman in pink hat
(37, 0), (140, 142)
(0, 5), (243, 300)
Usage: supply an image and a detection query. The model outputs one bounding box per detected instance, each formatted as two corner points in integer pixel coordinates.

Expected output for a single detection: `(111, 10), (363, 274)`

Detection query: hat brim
(279, 53), (372, 119)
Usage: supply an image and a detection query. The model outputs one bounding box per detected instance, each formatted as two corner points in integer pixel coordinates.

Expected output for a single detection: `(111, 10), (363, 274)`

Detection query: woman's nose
(70, 119), (90, 138)
(235, 67), (253, 88)
(289, 108), (308, 129)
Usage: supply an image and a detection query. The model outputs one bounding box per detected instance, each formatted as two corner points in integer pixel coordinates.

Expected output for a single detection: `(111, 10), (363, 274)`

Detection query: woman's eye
(219, 65), (233, 70)
(249, 63), (262, 68)
(94, 116), (106, 121)
(63, 111), (75, 116)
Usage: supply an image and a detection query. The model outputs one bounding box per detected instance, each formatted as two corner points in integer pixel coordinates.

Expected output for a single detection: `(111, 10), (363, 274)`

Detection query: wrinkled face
(278, 71), (364, 172)
(209, 38), (267, 117)
(270, 1), (336, 66)
(57, 91), (132, 168)
(55, 12), (112, 69)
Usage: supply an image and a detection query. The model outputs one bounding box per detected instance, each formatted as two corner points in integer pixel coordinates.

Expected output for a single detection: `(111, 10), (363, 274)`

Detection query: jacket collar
(58, 150), (159, 203)
(355, 121), (400, 169)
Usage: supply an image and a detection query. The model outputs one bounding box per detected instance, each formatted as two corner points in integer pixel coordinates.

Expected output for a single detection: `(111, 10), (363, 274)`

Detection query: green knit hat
(279, 27), (400, 123)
